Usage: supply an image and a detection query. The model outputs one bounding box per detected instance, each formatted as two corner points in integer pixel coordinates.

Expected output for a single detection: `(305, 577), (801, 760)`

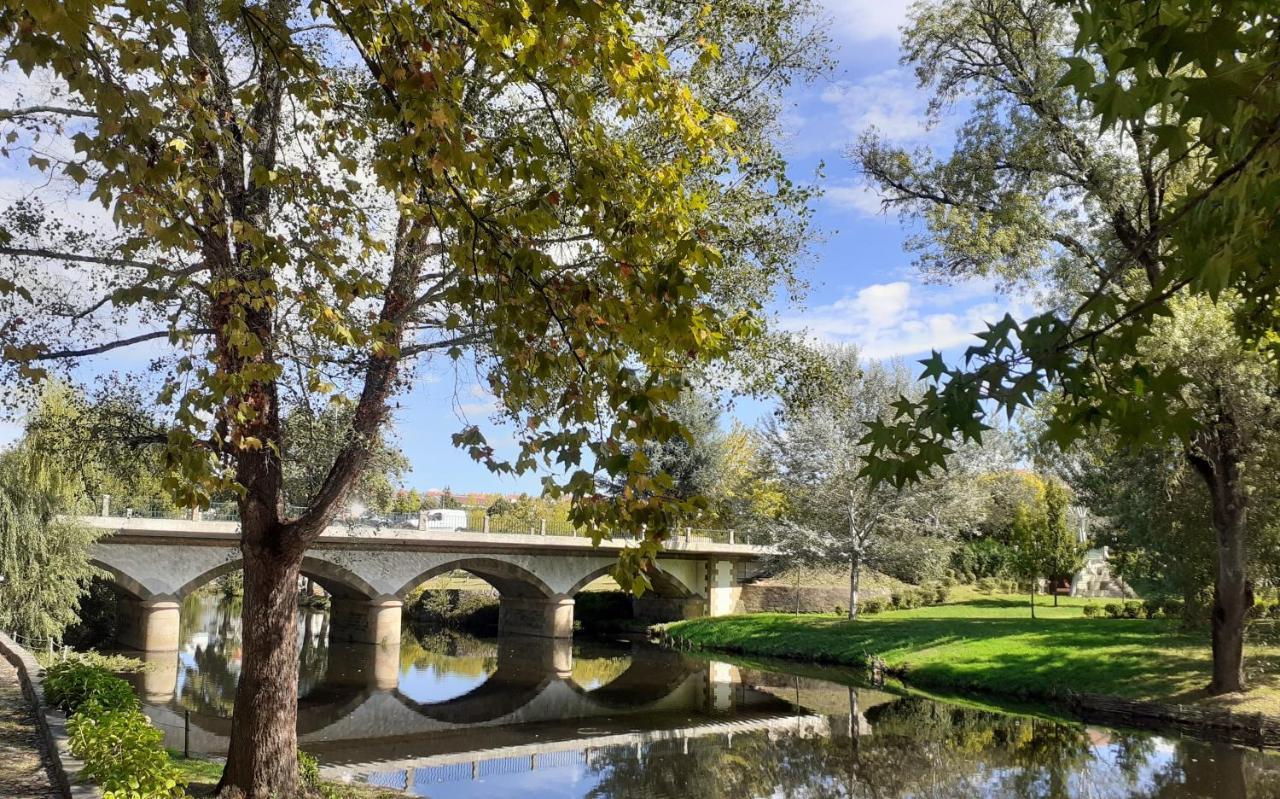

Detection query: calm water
(124, 595), (1280, 798)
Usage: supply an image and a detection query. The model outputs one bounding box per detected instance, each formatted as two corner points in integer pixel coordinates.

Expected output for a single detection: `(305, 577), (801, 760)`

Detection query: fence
(87, 496), (755, 544)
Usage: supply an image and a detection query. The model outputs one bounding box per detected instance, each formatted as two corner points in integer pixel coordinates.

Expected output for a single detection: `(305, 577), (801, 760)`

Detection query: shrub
(1142, 600), (1163, 620)
(933, 586), (949, 605)
(1268, 604), (1280, 620)
(1162, 598), (1185, 620)
(68, 705), (186, 799)
(1104, 602), (1123, 619)
(860, 599), (885, 615)
(44, 660), (139, 714)
(976, 577), (998, 594)
(1082, 604), (1101, 618)
(950, 539), (1016, 581)
(833, 605), (845, 616)
(1123, 601), (1143, 619)
(298, 750), (321, 790)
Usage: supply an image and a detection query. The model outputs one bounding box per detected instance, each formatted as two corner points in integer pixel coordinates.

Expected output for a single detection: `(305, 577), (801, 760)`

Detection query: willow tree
(855, 0), (1278, 694)
(0, 0), (824, 795)
(0, 445), (100, 643)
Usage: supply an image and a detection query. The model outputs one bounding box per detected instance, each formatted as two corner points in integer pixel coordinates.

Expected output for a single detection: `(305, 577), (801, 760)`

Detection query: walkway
(0, 659), (59, 799)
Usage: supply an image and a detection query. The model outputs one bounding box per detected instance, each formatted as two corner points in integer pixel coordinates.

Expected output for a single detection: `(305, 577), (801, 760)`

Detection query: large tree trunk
(848, 556), (861, 620)
(1030, 580), (1036, 620)
(1208, 499), (1250, 694)
(1187, 415), (1252, 695)
(219, 524), (306, 798)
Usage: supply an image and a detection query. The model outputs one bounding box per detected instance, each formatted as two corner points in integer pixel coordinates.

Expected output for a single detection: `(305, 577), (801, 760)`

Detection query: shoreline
(655, 613), (1280, 750)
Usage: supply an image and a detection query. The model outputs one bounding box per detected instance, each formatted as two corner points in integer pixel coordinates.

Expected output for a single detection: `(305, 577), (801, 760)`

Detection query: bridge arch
(392, 557), (556, 600)
(90, 558), (153, 601)
(173, 556), (380, 601)
(564, 562), (698, 599)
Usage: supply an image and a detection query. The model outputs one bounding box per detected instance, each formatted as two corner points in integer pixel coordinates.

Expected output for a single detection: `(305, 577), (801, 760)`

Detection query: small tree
(1010, 478), (1084, 617)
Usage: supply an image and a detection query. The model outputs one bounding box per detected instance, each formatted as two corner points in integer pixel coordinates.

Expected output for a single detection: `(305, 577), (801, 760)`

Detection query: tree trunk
(1030, 580), (1036, 620)
(1187, 418), (1251, 696)
(1053, 582), (1059, 607)
(1209, 504), (1250, 694)
(218, 525), (305, 798)
(848, 556), (861, 620)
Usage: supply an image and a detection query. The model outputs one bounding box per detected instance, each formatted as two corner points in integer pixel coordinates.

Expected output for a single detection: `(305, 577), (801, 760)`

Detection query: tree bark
(848, 556), (861, 620)
(1187, 413), (1252, 695)
(1030, 580), (1036, 620)
(219, 526), (305, 798)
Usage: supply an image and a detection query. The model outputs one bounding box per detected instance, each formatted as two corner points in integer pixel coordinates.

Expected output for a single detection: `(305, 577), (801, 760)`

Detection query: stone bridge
(84, 517), (770, 650)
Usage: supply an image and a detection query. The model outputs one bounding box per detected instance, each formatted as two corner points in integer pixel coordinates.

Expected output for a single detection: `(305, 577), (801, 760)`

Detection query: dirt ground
(0, 659), (59, 799)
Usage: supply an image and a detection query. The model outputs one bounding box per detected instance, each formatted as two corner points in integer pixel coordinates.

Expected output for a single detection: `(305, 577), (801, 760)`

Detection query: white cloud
(825, 180), (892, 217)
(782, 280), (1028, 360)
(820, 68), (931, 144)
(819, 0), (912, 43)
(457, 384), (497, 416)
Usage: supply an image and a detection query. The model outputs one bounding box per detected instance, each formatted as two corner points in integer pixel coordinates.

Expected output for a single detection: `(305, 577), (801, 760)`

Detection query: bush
(933, 586), (949, 605)
(1162, 598), (1185, 620)
(1268, 604), (1280, 620)
(1123, 601), (1143, 619)
(976, 577), (998, 594)
(68, 705), (186, 799)
(1082, 604), (1101, 618)
(1104, 602), (1123, 619)
(1142, 600), (1164, 620)
(860, 599), (885, 615)
(950, 539), (1016, 581)
(44, 660), (139, 714)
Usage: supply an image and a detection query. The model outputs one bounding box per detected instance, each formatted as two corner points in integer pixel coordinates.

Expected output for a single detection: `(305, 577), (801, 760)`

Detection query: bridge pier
(116, 596), (181, 652)
(498, 595), (575, 639)
(706, 560), (741, 616)
(329, 597), (403, 646)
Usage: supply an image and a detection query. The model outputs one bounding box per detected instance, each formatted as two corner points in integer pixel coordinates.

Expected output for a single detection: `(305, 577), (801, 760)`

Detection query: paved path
(0, 659), (59, 799)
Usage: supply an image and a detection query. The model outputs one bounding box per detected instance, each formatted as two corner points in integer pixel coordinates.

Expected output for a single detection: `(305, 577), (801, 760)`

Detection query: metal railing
(89, 495), (756, 544)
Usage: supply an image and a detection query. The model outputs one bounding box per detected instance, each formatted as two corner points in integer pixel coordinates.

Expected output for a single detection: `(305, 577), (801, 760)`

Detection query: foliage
(43, 659), (140, 714)
(54, 659), (186, 799)
(69, 705), (187, 799)
(281, 404), (408, 513)
(408, 589), (499, 632)
(0, 441), (102, 642)
(857, 0), (1280, 486)
(1009, 477), (1085, 599)
(950, 539), (1017, 581)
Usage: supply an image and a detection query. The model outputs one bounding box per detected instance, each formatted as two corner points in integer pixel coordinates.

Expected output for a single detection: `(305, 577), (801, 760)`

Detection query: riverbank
(658, 594), (1280, 719)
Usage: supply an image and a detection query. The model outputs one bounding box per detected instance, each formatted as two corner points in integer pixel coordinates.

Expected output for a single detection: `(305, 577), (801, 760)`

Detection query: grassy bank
(169, 753), (403, 798)
(661, 594), (1280, 717)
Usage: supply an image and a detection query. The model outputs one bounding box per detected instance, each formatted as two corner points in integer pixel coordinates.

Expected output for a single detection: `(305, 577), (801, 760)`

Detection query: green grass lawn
(663, 593), (1280, 717)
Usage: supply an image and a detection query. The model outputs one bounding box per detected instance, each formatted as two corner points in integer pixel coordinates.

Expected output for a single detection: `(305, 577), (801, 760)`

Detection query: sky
(0, 0), (1025, 495)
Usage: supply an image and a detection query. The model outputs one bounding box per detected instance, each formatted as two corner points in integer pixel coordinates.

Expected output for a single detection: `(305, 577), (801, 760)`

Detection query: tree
(1010, 477), (1083, 616)
(280, 404), (407, 514)
(0, 442), (101, 643)
(0, 1), (827, 793)
(853, 0), (1276, 693)
(761, 346), (968, 617)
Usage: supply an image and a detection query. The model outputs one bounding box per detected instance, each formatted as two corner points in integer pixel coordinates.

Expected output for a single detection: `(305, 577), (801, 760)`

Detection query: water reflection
(126, 596), (1280, 798)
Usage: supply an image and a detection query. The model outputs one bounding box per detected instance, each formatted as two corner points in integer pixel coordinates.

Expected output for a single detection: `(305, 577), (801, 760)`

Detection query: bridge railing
(88, 496), (761, 545)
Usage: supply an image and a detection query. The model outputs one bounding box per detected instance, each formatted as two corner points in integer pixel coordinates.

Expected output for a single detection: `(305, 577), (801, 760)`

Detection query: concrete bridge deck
(83, 516), (772, 650)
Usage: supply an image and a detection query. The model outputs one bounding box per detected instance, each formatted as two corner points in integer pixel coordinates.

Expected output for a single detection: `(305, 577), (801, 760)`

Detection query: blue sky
(0, 0), (1024, 494)
(395, 0), (1022, 494)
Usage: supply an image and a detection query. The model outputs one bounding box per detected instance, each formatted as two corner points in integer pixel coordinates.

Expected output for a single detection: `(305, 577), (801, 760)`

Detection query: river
(119, 595), (1280, 797)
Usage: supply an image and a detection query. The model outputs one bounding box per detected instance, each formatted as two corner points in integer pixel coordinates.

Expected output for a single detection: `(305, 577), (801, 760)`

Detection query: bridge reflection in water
(124, 599), (826, 776)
